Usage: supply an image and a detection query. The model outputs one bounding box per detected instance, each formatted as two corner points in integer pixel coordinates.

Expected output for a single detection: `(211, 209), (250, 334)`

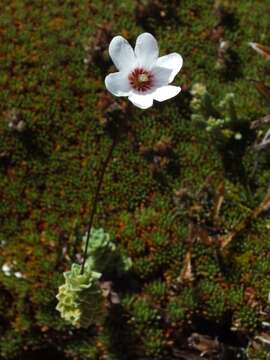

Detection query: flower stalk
(81, 136), (117, 274)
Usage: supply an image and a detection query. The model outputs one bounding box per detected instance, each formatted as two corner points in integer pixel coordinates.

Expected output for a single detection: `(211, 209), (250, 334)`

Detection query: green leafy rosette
(56, 263), (103, 328)
(82, 228), (132, 274)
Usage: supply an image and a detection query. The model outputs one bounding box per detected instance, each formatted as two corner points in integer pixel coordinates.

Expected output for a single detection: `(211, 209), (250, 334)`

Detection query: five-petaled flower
(105, 33), (183, 109)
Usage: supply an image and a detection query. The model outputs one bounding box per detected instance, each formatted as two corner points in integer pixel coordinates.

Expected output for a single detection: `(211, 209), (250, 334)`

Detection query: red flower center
(128, 68), (154, 92)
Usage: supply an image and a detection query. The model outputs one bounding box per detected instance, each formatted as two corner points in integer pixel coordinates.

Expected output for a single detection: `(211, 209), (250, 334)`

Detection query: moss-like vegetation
(1, 0), (270, 359)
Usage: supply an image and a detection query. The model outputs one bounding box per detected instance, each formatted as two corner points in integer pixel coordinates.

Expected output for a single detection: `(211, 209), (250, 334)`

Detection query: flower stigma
(138, 73), (149, 82)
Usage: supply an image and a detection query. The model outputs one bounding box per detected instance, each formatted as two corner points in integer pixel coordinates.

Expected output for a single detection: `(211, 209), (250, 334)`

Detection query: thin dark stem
(81, 137), (117, 274)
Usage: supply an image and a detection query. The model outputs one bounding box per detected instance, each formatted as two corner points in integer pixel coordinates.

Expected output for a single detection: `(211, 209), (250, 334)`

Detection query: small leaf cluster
(82, 228), (132, 275)
(191, 82), (243, 143)
(56, 228), (132, 328)
(56, 263), (102, 328)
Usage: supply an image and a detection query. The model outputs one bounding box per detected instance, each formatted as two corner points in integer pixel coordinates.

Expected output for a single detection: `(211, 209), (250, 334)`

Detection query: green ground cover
(1, 0), (270, 359)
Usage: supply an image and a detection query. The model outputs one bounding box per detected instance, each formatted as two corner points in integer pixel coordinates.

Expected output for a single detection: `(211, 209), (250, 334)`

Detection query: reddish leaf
(250, 42), (270, 61)
(253, 81), (270, 105)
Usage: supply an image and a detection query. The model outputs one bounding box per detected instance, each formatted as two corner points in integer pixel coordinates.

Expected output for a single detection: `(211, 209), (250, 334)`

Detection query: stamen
(128, 68), (154, 92)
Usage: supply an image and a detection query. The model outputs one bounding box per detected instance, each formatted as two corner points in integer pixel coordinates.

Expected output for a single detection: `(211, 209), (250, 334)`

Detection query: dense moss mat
(1, 0), (270, 359)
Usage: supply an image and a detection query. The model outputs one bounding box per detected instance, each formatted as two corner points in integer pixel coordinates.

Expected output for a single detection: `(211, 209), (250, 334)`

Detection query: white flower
(105, 33), (183, 109)
(14, 271), (24, 279)
(2, 263), (11, 276)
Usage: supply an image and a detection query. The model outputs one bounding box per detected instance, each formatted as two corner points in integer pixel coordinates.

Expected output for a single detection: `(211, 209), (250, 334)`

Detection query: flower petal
(128, 92), (154, 109)
(109, 36), (136, 71)
(135, 33), (159, 68)
(152, 66), (173, 87)
(153, 85), (181, 102)
(105, 72), (131, 97)
(156, 53), (183, 83)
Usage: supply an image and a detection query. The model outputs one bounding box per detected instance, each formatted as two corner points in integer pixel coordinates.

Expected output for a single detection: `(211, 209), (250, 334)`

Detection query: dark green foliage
(167, 288), (197, 323)
(1, 0), (270, 359)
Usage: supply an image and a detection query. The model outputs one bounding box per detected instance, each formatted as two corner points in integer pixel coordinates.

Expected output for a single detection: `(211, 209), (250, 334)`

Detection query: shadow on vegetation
(19, 130), (49, 160)
(135, 0), (181, 33)
(220, 124), (254, 184)
(190, 316), (248, 360)
(218, 49), (243, 81)
(11, 348), (67, 360)
(105, 306), (141, 360)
